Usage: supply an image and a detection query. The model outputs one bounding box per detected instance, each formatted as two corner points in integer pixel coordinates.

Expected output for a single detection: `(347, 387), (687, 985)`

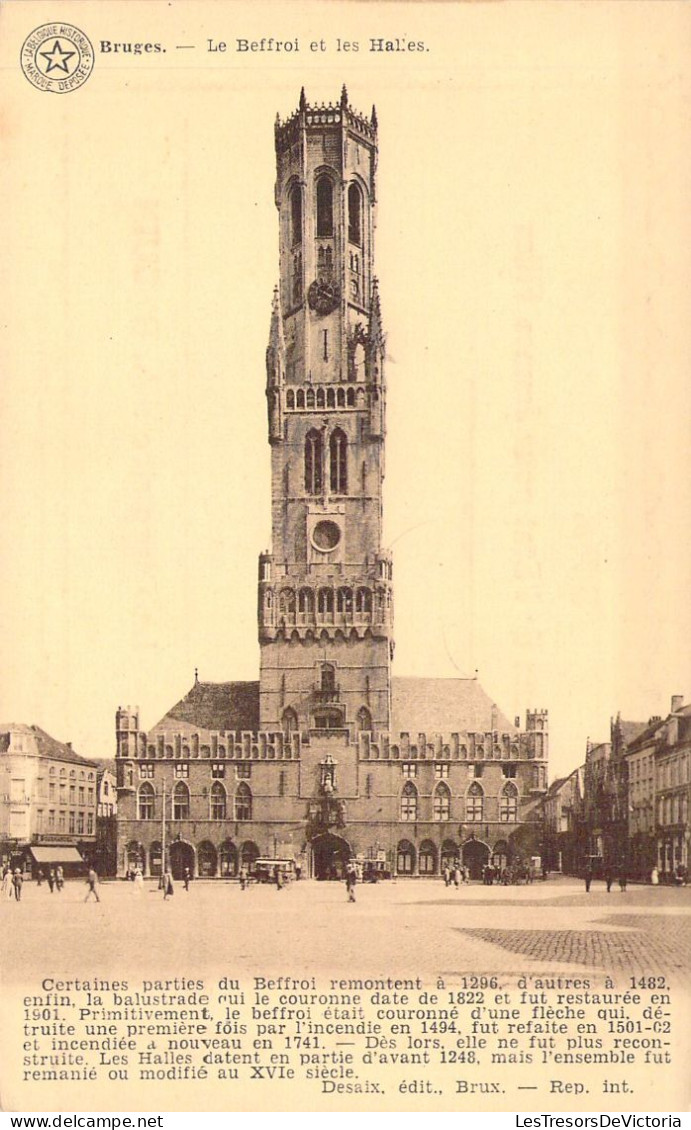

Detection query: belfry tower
(259, 86), (393, 736)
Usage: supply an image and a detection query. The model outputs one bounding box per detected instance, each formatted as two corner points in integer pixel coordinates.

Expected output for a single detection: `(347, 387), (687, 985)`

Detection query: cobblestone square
(3, 875), (690, 985)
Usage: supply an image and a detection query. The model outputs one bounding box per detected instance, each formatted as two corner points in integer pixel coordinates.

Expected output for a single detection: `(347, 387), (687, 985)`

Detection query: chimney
(648, 716), (661, 727)
(514, 716), (520, 728)
(66, 741), (72, 749)
(670, 694), (684, 713)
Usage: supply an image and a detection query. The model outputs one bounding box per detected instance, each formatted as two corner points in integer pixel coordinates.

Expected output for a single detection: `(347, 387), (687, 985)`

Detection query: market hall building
(115, 88), (549, 881)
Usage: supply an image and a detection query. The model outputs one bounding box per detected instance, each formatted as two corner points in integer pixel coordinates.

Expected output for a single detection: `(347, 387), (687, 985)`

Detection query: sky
(1, 1), (690, 781)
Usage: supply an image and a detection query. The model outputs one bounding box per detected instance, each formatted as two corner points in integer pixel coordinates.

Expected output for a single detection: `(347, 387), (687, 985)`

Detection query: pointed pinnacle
(341, 84), (348, 108)
(299, 86), (307, 111)
(371, 104), (378, 128)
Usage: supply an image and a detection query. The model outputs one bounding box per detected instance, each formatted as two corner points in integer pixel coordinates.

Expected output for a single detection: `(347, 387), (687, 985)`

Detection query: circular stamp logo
(21, 23), (94, 93)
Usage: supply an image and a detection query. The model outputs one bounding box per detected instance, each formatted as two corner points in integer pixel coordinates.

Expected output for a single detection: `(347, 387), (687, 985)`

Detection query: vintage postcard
(1, 0), (690, 1115)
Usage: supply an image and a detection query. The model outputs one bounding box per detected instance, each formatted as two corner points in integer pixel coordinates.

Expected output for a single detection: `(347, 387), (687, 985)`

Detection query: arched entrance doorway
(169, 840), (195, 880)
(240, 841), (260, 871)
(125, 841), (145, 875)
(197, 841), (217, 878)
(310, 832), (351, 880)
(219, 840), (238, 877)
(462, 838), (490, 880)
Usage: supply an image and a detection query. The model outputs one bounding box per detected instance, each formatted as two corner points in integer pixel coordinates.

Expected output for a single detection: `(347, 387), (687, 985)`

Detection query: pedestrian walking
(12, 868), (23, 901)
(651, 866), (659, 886)
(345, 861), (357, 903)
(47, 867), (55, 893)
(618, 871), (627, 892)
(163, 870), (174, 899)
(605, 869), (614, 893)
(1, 866), (12, 900)
(183, 867), (191, 892)
(133, 866), (144, 894)
(442, 864), (450, 887)
(36, 868), (44, 887)
(584, 861), (593, 893)
(239, 865), (248, 891)
(56, 865), (64, 892)
(453, 863), (462, 889)
(84, 867), (100, 902)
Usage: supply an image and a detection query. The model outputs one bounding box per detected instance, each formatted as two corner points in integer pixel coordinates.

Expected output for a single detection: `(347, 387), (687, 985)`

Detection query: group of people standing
(3, 863), (65, 899)
(442, 862), (470, 887)
(2, 865), (25, 901)
(583, 863), (628, 893)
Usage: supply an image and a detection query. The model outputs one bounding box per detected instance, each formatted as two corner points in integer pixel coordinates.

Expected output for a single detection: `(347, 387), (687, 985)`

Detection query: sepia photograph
(1, 0), (690, 1115)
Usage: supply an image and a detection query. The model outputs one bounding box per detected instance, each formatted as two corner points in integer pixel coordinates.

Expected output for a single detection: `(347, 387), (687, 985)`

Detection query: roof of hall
(149, 676), (515, 737)
(150, 681), (261, 736)
(391, 677), (515, 735)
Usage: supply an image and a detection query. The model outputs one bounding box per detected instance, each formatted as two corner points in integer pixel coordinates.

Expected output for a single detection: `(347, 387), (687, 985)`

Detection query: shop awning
(28, 846), (84, 864)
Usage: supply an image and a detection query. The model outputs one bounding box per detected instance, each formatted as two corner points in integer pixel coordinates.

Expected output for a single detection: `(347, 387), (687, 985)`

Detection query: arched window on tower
(356, 706), (372, 734)
(320, 663), (336, 697)
(330, 428), (348, 494)
(316, 175), (334, 238)
(172, 781), (190, 821)
(400, 781), (418, 822)
(290, 183), (302, 246)
(282, 708), (298, 736)
(466, 781), (484, 823)
(235, 783), (252, 822)
(292, 250), (302, 305)
(305, 429), (323, 494)
(433, 782), (451, 821)
(137, 783), (155, 821)
(500, 782), (518, 822)
(210, 781), (227, 821)
(348, 183), (362, 246)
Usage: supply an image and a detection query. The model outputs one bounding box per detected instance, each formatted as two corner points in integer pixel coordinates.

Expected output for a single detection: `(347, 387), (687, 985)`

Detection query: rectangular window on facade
(472, 765), (483, 778)
(236, 764), (252, 779)
(49, 782), (56, 801)
(68, 812), (76, 834)
(278, 770), (286, 797)
(140, 764), (154, 779)
(77, 812), (84, 834)
(402, 763), (417, 778)
(78, 786), (85, 804)
(58, 812), (66, 831)
(87, 813), (94, 834)
(48, 810), (55, 830)
(435, 764), (450, 779)
(212, 763), (226, 778)
(502, 765), (517, 778)
(36, 810), (44, 831)
(88, 787), (95, 804)
(69, 785), (76, 803)
(174, 763), (189, 778)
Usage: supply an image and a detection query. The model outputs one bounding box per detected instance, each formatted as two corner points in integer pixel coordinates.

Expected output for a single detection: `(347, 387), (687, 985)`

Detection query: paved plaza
(3, 875), (690, 985)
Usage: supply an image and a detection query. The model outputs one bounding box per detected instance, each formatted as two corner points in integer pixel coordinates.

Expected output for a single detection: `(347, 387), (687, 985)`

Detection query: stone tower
(259, 86), (393, 735)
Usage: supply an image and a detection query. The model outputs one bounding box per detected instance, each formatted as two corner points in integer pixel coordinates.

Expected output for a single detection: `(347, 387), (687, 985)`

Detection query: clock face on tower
(308, 279), (340, 316)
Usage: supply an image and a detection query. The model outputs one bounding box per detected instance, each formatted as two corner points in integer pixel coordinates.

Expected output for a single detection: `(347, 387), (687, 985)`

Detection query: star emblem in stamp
(21, 23), (94, 93)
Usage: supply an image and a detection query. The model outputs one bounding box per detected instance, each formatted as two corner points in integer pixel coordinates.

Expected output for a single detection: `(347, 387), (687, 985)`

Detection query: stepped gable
(149, 680), (260, 737)
(390, 677), (515, 737)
